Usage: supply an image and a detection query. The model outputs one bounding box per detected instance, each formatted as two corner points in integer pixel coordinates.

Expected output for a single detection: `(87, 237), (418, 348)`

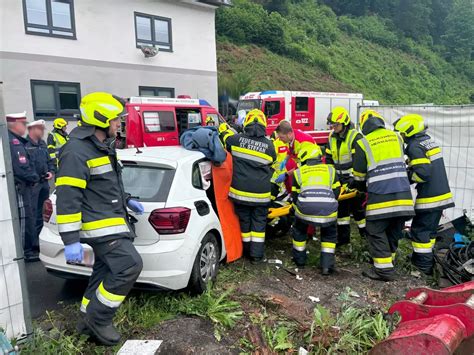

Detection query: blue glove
(275, 173), (287, 184)
(64, 242), (83, 263)
(279, 157), (289, 171)
(127, 199), (144, 215)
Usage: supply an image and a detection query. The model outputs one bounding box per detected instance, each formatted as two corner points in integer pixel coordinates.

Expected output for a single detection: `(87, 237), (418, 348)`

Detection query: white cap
(27, 119), (46, 128)
(6, 111), (27, 122)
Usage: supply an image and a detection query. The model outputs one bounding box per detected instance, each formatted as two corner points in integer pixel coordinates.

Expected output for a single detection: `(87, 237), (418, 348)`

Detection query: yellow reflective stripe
(87, 156), (111, 168)
(81, 297), (90, 307)
(426, 147), (441, 157)
(56, 176), (87, 189)
(332, 181), (341, 189)
(229, 187), (271, 199)
(353, 170), (366, 177)
(98, 282), (125, 302)
(412, 172), (426, 183)
(416, 192), (453, 204)
(241, 232), (251, 237)
(412, 241), (432, 249)
(409, 158), (431, 166)
(373, 257), (392, 264)
(292, 240), (306, 247)
(57, 212), (82, 224)
(366, 199), (413, 211)
(50, 153), (57, 158)
(325, 148), (331, 154)
(232, 146), (273, 163)
(321, 242), (336, 249)
(252, 231), (265, 238)
(47, 145), (55, 149)
(82, 217), (126, 231)
(430, 238), (436, 247)
(292, 187), (301, 193)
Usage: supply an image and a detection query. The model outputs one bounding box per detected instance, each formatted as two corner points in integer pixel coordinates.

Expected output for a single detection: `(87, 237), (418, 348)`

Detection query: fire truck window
(143, 111), (175, 132)
(295, 97), (309, 112)
(264, 101), (281, 117)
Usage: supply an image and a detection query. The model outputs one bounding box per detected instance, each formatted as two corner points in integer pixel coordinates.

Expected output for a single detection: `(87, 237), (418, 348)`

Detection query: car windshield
(121, 164), (175, 202)
(237, 99), (262, 112)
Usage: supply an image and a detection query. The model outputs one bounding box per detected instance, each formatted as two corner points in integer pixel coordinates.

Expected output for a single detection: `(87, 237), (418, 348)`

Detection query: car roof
(118, 146), (205, 168)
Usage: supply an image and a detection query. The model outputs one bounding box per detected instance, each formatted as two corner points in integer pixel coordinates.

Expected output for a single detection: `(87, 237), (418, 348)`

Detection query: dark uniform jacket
(56, 125), (133, 246)
(8, 130), (39, 190)
(325, 124), (362, 184)
(353, 118), (415, 221)
(26, 137), (56, 179)
(405, 132), (454, 211)
(225, 123), (276, 205)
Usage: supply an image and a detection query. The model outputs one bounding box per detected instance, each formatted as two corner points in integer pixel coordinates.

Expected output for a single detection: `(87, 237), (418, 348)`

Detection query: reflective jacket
(353, 118), (415, 221)
(226, 123), (276, 205)
(271, 138), (288, 184)
(325, 126), (362, 182)
(292, 160), (341, 226)
(289, 130), (316, 160)
(8, 130), (39, 188)
(405, 133), (454, 211)
(56, 126), (133, 245)
(47, 128), (69, 165)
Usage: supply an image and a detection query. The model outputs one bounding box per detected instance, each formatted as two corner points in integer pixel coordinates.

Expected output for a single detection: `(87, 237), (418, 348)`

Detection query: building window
(31, 80), (81, 120)
(23, 0), (76, 39)
(134, 12), (172, 51)
(139, 86), (175, 98)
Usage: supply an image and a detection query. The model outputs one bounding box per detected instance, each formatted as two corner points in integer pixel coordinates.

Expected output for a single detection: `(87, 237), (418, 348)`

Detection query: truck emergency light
(148, 207), (191, 234)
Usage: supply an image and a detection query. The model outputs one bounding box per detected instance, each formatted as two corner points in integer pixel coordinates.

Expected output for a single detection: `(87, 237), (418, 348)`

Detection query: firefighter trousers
(336, 194), (366, 246)
(292, 218), (337, 268)
(233, 203), (268, 259)
(410, 210), (442, 274)
(80, 237), (143, 326)
(366, 217), (405, 278)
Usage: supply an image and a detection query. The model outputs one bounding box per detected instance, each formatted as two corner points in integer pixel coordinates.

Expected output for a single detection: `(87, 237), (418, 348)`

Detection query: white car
(40, 146), (226, 293)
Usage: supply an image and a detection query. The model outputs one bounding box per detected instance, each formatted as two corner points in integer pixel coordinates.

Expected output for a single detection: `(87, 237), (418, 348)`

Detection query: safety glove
(64, 242), (83, 263)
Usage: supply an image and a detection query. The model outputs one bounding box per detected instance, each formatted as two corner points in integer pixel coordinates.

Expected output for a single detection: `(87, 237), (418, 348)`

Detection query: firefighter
(394, 114), (454, 275)
(270, 134), (289, 200)
(291, 143), (341, 274)
(353, 110), (415, 281)
(47, 117), (69, 165)
(225, 109), (276, 263)
(7, 112), (40, 262)
(205, 116), (216, 126)
(325, 107), (366, 246)
(26, 119), (55, 245)
(56, 92), (144, 345)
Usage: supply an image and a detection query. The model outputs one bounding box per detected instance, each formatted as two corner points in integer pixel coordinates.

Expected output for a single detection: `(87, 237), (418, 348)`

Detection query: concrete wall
(0, 0), (219, 122)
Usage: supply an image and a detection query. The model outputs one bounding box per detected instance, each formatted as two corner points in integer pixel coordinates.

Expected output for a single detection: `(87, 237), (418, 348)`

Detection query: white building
(0, 0), (230, 124)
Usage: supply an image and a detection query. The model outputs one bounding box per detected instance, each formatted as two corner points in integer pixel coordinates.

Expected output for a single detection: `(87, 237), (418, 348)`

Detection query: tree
(395, 0), (432, 40)
(430, 0), (452, 44)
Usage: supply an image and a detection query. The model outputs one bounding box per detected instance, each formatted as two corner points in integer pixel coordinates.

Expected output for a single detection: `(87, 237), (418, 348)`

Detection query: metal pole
(0, 81), (33, 339)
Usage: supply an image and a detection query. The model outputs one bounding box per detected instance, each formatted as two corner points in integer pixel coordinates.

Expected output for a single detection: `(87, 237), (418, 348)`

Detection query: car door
(264, 98), (285, 135)
(141, 106), (179, 146)
(291, 96), (315, 131)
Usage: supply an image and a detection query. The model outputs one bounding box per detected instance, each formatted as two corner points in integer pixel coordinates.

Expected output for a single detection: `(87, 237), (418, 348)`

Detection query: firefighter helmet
(53, 118), (68, 130)
(297, 142), (322, 163)
(205, 116), (216, 126)
(327, 107), (350, 126)
(393, 114), (426, 138)
(359, 109), (385, 130)
(243, 109), (267, 128)
(79, 92), (127, 129)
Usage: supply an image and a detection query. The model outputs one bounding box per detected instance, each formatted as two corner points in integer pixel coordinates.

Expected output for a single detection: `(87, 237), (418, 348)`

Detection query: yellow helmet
(243, 109), (267, 128)
(80, 92), (127, 129)
(393, 114), (425, 138)
(359, 109), (385, 130)
(327, 107), (350, 126)
(53, 118), (68, 129)
(205, 116), (216, 125)
(297, 142), (322, 163)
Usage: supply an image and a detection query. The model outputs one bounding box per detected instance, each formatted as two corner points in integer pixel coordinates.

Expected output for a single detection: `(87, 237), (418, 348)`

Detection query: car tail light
(43, 199), (53, 222)
(148, 207), (191, 234)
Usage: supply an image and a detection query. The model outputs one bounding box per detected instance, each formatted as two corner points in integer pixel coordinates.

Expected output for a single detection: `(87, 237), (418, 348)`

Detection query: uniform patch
(12, 138), (20, 145)
(18, 155), (27, 164)
(278, 146), (288, 153)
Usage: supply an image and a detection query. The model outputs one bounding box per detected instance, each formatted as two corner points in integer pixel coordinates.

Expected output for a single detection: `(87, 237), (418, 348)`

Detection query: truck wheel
(188, 233), (220, 294)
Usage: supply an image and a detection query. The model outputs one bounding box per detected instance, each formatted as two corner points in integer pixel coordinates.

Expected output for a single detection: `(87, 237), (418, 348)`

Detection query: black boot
(362, 268), (396, 282)
(84, 318), (121, 346)
(76, 315), (90, 335)
(321, 267), (334, 276)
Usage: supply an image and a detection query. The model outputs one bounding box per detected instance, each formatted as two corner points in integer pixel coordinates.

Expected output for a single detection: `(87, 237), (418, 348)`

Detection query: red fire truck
(237, 91), (364, 144)
(123, 96), (223, 148)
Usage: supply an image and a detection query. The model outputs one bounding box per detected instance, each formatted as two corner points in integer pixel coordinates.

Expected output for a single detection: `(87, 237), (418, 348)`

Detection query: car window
(122, 164), (175, 202)
(143, 111), (175, 133)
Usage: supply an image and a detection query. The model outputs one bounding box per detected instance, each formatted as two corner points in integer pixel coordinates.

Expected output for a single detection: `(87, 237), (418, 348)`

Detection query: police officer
(394, 114), (454, 275)
(7, 112), (40, 262)
(47, 117), (69, 166)
(225, 109), (276, 263)
(292, 143), (341, 274)
(56, 92), (144, 345)
(353, 110), (415, 281)
(326, 107), (366, 246)
(26, 120), (55, 243)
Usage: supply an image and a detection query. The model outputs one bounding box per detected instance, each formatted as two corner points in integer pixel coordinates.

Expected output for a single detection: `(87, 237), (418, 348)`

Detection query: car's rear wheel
(188, 233), (220, 294)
